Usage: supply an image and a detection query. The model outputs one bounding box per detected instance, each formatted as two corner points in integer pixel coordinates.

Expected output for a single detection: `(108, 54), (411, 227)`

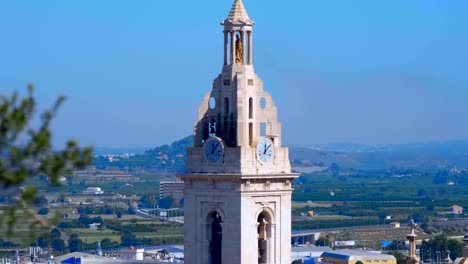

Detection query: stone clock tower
(178, 1), (298, 263)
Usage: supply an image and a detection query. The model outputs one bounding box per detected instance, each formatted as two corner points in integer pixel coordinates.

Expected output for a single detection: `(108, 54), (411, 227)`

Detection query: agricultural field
(291, 168), (468, 230)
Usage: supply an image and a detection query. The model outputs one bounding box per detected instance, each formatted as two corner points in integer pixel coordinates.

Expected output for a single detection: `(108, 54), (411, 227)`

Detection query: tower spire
(223, 0), (254, 26)
(227, 0), (251, 24)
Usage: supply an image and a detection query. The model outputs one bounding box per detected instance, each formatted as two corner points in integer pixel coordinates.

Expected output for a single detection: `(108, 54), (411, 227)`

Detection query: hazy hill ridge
(94, 137), (468, 172)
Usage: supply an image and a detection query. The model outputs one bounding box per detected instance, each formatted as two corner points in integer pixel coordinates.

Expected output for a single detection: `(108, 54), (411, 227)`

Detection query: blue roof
(321, 252), (350, 260)
(61, 257), (81, 264)
(381, 240), (392, 247)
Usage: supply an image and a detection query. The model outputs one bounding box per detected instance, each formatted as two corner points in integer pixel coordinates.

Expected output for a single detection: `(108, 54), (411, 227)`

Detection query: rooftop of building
(455, 257), (468, 264)
(53, 251), (175, 264)
(53, 252), (106, 262)
(293, 246), (332, 253)
(321, 249), (396, 261)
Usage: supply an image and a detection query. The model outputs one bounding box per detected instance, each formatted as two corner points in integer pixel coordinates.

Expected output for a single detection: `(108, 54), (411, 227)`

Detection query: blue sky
(1, 0), (467, 148)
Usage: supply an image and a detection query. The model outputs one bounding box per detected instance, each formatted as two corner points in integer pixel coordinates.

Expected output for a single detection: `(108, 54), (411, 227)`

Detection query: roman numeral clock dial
(256, 137), (274, 164)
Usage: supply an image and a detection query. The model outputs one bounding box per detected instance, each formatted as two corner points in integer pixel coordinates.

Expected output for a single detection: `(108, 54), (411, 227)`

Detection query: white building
(121, 247), (144, 261)
(83, 187), (104, 195)
(450, 205), (464, 214)
(88, 223), (101, 230)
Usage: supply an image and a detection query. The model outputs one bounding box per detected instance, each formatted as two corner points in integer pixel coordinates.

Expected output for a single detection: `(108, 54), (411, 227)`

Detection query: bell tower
(178, 1), (298, 263)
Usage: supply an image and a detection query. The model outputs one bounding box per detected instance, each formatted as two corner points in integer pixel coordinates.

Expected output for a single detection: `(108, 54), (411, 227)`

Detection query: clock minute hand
(212, 143), (219, 154)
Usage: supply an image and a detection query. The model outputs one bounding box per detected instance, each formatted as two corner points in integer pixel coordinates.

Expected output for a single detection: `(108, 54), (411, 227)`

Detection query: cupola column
(247, 30), (253, 65)
(241, 30), (246, 65)
(230, 31), (236, 65)
(224, 31), (228, 65)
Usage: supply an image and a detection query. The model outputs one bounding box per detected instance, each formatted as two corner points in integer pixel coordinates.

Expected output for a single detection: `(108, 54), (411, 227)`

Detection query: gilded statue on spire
(235, 34), (244, 64)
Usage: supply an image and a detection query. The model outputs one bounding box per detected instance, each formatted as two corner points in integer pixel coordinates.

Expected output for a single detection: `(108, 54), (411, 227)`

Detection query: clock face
(257, 137), (274, 164)
(204, 137), (224, 163)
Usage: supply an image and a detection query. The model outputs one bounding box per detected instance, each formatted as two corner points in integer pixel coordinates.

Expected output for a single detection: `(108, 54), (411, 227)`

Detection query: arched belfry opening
(257, 211), (272, 264)
(208, 212), (222, 264)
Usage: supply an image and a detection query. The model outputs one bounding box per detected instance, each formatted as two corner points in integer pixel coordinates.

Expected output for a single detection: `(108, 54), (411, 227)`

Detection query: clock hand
(212, 143), (219, 154)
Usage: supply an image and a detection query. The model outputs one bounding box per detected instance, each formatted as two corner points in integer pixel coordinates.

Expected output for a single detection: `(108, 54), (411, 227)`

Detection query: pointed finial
(222, 0), (255, 26)
(408, 219), (417, 236)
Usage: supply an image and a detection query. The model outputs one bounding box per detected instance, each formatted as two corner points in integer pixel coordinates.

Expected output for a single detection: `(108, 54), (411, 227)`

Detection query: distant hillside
(144, 136), (193, 158)
(94, 137), (468, 172)
(94, 147), (149, 155)
(310, 140), (468, 156)
(291, 140), (468, 170)
(94, 136), (193, 172)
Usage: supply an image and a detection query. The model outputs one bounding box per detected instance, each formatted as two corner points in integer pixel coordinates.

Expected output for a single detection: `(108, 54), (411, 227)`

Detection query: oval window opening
(209, 97), (216, 109)
(260, 97), (266, 109)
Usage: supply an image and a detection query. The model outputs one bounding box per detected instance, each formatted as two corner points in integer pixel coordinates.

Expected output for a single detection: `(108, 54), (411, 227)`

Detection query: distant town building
(88, 223), (101, 230)
(333, 241), (356, 247)
(389, 222), (400, 229)
(83, 187), (104, 195)
(292, 230), (323, 245)
(450, 205), (464, 214)
(321, 249), (396, 264)
(121, 247), (144, 261)
(291, 246), (332, 263)
(53, 251), (170, 263)
(159, 181), (184, 203)
(144, 245), (185, 260)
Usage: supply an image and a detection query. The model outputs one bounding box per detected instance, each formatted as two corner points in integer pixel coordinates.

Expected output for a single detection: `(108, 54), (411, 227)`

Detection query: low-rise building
(121, 247), (144, 261)
(450, 205), (464, 214)
(321, 249), (396, 264)
(88, 223), (101, 230)
(159, 180), (184, 203)
(292, 246), (332, 263)
(83, 187), (104, 195)
(291, 230), (323, 245)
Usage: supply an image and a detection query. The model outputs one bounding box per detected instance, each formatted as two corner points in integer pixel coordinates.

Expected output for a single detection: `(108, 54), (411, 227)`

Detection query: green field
(62, 228), (120, 244)
(290, 168), (468, 230)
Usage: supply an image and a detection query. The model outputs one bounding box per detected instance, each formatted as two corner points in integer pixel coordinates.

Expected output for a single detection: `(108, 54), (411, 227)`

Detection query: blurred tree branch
(0, 84), (93, 237)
